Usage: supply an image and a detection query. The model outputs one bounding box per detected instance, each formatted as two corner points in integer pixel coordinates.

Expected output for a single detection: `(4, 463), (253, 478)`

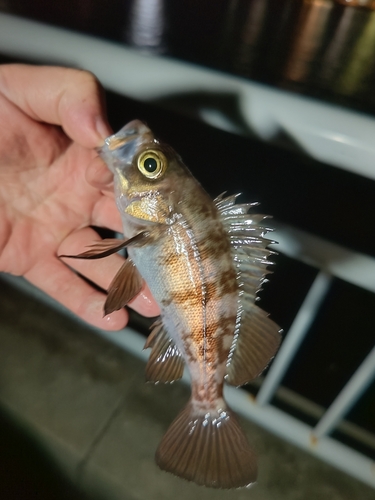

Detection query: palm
(0, 64), (158, 328)
(0, 126), (110, 275)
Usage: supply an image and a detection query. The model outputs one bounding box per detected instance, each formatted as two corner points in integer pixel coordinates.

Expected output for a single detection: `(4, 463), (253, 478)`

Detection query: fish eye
(137, 150), (167, 179)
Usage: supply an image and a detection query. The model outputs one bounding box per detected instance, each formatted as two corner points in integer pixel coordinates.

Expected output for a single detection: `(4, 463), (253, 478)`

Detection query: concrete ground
(0, 275), (374, 500)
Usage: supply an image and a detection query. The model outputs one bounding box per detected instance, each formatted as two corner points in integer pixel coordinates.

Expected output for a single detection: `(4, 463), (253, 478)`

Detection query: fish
(62, 120), (281, 488)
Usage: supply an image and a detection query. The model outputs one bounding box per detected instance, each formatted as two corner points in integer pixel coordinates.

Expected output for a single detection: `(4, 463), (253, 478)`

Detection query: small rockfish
(66, 120), (281, 488)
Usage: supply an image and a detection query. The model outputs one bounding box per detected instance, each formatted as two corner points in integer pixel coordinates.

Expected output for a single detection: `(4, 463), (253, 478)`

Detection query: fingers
(0, 64), (112, 148)
(24, 256), (129, 331)
(92, 195), (123, 233)
(58, 227), (160, 317)
(87, 157), (122, 231)
(128, 282), (160, 317)
(86, 156), (114, 189)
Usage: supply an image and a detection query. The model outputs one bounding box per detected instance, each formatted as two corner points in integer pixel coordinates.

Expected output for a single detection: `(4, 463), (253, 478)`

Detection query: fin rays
(226, 307), (282, 386)
(156, 400), (257, 488)
(104, 259), (143, 315)
(59, 231), (148, 260)
(145, 320), (184, 383)
(215, 194), (282, 385)
(59, 232), (149, 315)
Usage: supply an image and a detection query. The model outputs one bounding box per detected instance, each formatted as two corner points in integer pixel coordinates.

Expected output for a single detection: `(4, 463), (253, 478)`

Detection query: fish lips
(97, 120), (154, 174)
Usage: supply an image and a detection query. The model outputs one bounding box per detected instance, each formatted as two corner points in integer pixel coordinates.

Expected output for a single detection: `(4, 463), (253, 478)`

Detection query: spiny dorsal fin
(104, 258), (143, 315)
(216, 194), (282, 385)
(145, 320), (184, 383)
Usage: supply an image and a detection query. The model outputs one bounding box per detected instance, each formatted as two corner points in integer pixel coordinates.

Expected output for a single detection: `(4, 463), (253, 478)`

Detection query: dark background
(5, 0), (375, 116)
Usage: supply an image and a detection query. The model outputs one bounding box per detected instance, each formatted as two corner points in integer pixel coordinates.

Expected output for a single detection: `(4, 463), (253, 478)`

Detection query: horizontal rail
(314, 345), (375, 439)
(1, 13), (375, 180)
(270, 222), (375, 294)
(226, 382), (375, 490)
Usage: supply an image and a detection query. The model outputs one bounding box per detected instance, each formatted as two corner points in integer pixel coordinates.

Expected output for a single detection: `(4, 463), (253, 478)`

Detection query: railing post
(257, 271), (332, 406)
(313, 345), (375, 439)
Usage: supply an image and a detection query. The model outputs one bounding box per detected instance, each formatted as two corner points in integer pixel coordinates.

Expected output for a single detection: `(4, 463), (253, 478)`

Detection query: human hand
(0, 64), (159, 329)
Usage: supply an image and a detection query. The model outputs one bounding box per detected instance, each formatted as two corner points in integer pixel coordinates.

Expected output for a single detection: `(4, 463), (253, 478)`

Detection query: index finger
(0, 63), (112, 148)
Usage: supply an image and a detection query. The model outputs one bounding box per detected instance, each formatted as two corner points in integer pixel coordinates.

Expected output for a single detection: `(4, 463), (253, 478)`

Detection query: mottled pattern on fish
(64, 120), (282, 489)
(129, 182), (238, 406)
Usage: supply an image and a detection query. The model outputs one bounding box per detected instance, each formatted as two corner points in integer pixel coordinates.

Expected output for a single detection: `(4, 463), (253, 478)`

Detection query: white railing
(255, 270), (333, 407)
(0, 12), (374, 489)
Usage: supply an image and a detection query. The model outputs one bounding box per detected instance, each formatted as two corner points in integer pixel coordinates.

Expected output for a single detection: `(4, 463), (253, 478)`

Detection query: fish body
(70, 120), (281, 488)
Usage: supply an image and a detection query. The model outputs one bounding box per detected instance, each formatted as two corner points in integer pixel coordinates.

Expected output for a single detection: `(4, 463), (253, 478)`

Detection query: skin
(0, 64), (159, 329)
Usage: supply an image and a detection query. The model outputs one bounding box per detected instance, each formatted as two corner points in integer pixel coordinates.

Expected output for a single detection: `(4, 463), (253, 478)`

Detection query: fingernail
(95, 117), (112, 144)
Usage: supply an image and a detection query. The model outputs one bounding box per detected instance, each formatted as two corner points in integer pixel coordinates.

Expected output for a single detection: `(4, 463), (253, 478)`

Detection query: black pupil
(144, 157), (158, 173)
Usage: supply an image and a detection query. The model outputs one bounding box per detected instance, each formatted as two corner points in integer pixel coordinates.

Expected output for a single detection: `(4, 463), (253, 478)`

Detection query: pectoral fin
(59, 231), (149, 260)
(104, 258), (143, 315)
(144, 320), (184, 383)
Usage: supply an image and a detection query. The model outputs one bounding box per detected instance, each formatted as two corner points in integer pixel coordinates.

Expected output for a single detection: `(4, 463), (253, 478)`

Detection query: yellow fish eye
(137, 150), (167, 179)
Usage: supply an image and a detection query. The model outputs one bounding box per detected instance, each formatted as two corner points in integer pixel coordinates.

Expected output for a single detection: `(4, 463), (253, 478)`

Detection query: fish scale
(139, 216), (236, 405)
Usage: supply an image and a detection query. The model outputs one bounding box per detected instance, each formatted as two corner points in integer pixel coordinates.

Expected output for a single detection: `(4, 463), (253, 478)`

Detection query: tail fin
(155, 399), (257, 489)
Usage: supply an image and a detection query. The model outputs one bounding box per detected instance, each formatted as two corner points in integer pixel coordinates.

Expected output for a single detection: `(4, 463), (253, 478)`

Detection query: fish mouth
(96, 120), (153, 154)
(96, 120), (156, 174)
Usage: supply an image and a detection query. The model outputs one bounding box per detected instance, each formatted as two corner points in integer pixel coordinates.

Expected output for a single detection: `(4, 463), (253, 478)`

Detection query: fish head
(98, 120), (192, 225)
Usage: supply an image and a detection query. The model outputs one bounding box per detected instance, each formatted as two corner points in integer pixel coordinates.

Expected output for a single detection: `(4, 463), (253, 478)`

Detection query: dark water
(5, 0), (375, 116)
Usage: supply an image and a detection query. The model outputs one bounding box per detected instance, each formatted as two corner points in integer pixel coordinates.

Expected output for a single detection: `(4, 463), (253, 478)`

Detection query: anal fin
(225, 306), (282, 387)
(145, 320), (184, 383)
